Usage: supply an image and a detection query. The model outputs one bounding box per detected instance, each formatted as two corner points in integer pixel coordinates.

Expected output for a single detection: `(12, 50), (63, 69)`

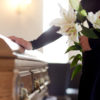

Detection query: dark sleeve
(88, 30), (100, 50)
(89, 38), (100, 50)
(30, 26), (62, 49)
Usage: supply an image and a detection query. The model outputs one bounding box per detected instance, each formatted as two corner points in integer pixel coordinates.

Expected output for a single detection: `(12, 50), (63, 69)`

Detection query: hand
(9, 36), (33, 51)
(79, 36), (91, 52)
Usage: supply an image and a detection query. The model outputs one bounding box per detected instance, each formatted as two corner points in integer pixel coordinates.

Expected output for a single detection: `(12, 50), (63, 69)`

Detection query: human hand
(9, 36), (33, 52)
(79, 36), (91, 52)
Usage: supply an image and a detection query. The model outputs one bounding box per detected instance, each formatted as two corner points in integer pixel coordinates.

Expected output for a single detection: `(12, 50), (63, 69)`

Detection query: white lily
(87, 11), (100, 29)
(67, 23), (82, 42)
(50, 5), (81, 42)
(50, 5), (76, 27)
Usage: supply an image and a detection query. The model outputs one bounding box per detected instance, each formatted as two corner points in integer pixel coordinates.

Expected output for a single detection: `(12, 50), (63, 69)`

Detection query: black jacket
(78, 0), (100, 100)
(30, 26), (61, 49)
(30, 0), (100, 100)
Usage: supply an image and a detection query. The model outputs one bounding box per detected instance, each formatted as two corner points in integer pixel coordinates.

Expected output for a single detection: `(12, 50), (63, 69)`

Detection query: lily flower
(87, 11), (100, 29)
(51, 5), (81, 42)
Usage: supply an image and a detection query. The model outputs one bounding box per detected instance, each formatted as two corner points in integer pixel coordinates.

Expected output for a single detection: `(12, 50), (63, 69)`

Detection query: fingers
(15, 38), (32, 50)
(79, 36), (91, 52)
(16, 46), (25, 53)
(9, 36), (26, 48)
(9, 36), (17, 42)
(9, 36), (32, 50)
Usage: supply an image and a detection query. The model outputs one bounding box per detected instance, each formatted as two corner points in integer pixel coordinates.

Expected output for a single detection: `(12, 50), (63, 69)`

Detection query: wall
(0, 0), (43, 41)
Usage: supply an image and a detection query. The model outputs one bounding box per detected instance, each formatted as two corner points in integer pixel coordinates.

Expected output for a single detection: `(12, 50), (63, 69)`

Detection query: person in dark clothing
(78, 0), (100, 100)
(9, 0), (100, 99)
(9, 26), (61, 52)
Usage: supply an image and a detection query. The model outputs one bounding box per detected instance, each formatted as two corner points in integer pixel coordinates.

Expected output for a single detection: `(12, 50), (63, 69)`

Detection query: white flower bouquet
(51, 0), (100, 79)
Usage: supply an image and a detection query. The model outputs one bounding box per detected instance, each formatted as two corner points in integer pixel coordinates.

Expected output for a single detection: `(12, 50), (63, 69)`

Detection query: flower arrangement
(51, 0), (100, 79)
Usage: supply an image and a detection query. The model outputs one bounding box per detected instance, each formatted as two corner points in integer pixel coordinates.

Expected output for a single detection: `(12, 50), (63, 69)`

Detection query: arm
(9, 26), (62, 52)
(30, 26), (62, 49)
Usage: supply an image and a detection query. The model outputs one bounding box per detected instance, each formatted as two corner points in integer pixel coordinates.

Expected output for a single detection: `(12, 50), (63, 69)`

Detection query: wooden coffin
(0, 37), (50, 100)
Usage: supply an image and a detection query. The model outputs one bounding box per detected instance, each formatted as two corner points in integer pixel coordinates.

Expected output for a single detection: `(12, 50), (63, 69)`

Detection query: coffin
(0, 35), (50, 100)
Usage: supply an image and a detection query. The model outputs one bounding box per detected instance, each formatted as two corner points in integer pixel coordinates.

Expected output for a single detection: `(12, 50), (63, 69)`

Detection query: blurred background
(0, 0), (81, 100)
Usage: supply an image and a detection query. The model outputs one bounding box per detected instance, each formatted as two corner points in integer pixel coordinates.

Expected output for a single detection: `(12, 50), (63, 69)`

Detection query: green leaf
(74, 42), (82, 51)
(66, 45), (79, 53)
(69, 0), (80, 10)
(74, 42), (81, 47)
(65, 45), (77, 53)
(65, 42), (82, 53)
(71, 64), (82, 80)
(95, 29), (100, 33)
(69, 56), (75, 60)
(81, 26), (98, 39)
(71, 54), (82, 68)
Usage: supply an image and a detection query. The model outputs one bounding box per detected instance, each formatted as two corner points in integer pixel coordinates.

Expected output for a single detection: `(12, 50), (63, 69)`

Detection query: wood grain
(0, 38), (49, 100)
(0, 72), (14, 100)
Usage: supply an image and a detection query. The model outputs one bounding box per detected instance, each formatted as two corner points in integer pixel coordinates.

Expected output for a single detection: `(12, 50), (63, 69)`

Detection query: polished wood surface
(0, 38), (49, 100)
